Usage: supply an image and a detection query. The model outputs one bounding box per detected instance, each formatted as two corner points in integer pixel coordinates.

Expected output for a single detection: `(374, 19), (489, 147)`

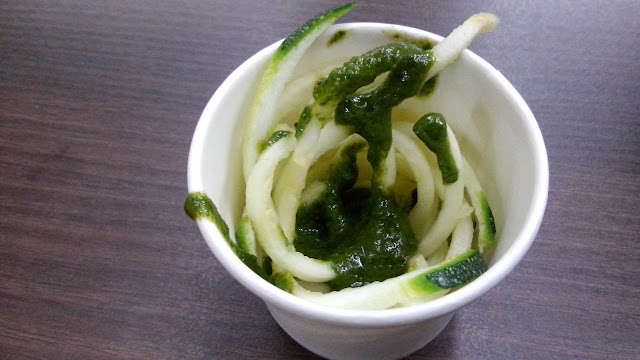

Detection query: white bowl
(187, 22), (548, 360)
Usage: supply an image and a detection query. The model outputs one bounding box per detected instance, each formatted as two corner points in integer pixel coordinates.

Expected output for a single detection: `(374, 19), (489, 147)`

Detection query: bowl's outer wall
(267, 303), (454, 360)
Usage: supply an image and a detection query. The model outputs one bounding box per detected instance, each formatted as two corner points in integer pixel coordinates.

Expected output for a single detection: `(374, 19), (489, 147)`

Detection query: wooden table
(2, 1), (638, 359)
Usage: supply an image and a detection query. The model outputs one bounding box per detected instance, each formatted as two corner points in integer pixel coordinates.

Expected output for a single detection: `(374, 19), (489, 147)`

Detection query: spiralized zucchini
(238, 5), (499, 309)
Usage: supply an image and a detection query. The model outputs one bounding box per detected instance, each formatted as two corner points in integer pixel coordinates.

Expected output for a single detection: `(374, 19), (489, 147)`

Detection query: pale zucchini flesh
(245, 130), (336, 283)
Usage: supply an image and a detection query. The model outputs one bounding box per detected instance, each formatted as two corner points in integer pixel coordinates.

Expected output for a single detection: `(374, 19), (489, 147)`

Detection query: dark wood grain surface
(1, 1), (639, 359)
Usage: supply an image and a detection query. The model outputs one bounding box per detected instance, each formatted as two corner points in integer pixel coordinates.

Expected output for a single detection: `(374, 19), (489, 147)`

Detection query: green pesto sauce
(294, 142), (417, 290)
(334, 48), (433, 182)
(292, 41), (444, 289)
(412, 113), (459, 184)
(184, 192), (230, 243)
(295, 105), (312, 138)
(383, 30), (436, 51)
(260, 130), (291, 151)
(184, 193), (286, 288)
(235, 247), (270, 280)
(270, 271), (294, 293)
(314, 43), (433, 106)
(328, 29), (349, 46)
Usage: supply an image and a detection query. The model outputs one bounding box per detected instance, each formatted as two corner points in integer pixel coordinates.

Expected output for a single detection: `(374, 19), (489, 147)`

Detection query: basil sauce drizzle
(413, 113), (459, 184)
(184, 193), (282, 289)
(294, 142), (418, 290)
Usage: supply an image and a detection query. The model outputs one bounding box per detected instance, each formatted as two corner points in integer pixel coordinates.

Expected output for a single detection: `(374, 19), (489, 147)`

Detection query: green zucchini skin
(242, 2), (356, 180)
(462, 159), (497, 254)
(478, 193), (497, 250)
(274, 2), (356, 63)
(408, 249), (486, 294)
(292, 249), (487, 309)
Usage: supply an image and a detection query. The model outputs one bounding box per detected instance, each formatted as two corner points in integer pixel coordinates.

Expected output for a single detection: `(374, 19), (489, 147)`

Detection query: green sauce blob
(295, 106), (312, 138)
(293, 42), (441, 289)
(294, 141), (417, 290)
(327, 189), (418, 290)
(184, 192), (230, 242)
(184, 193), (278, 287)
(412, 113), (459, 184)
(314, 43), (433, 106)
(328, 29), (349, 46)
(383, 30), (436, 51)
(335, 51), (432, 183)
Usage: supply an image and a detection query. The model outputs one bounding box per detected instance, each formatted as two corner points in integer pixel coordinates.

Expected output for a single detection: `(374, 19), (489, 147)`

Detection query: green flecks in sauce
(328, 29), (349, 46)
(412, 113), (459, 184)
(184, 192), (231, 243)
(383, 30), (436, 51)
(295, 106), (312, 138)
(294, 140), (418, 290)
(260, 130), (291, 151)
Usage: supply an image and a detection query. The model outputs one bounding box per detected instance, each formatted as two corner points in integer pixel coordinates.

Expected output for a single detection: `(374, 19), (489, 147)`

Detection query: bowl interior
(188, 22), (548, 324)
